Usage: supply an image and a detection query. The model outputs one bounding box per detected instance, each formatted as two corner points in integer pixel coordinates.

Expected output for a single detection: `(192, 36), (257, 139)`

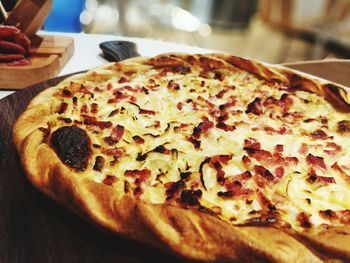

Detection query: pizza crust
(13, 53), (350, 262)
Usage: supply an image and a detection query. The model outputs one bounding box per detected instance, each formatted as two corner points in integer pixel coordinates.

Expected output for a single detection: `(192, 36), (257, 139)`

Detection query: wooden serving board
(0, 74), (182, 263)
(0, 34), (74, 89)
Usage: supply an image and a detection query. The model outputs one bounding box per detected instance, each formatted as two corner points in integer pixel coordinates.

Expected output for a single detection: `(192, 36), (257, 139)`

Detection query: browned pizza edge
(12, 53), (350, 262)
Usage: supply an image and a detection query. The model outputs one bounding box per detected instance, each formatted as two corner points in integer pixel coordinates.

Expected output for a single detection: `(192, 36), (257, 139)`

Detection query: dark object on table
(100, 41), (140, 62)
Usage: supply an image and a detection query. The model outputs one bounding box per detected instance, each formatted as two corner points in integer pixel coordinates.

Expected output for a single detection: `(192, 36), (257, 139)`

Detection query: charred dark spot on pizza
(62, 88), (72, 97)
(337, 120), (350, 133)
(199, 157), (211, 190)
(58, 102), (68, 114)
(166, 180), (185, 196)
(319, 209), (337, 220)
(180, 189), (202, 206)
(297, 212), (312, 228)
(180, 171), (191, 180)
(108, 109), (119, 117)
(58, 117), (72, 124)
(93, 156), (105, 171)
(214, 72), (225, 81)
(167, 80), (180, 91)
(246, 98), (262, 115)
(50, 126), (91, 171)
(170, 65), (191, 74)
(310, 129), (328, 140)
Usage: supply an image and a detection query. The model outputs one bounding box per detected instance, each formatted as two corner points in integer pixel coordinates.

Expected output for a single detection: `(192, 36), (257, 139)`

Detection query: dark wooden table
(0, 61), (349, 263)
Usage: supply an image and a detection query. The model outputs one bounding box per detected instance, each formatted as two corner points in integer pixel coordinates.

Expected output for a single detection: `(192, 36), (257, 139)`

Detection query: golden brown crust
(13, 53), (350, 262)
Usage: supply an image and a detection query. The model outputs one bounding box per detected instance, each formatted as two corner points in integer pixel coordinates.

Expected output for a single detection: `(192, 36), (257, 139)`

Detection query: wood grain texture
(4, 0), (52, 37)
(0, 35), (74, 90)
(283, 59), (350, 87)
(0, 75), (183, 263)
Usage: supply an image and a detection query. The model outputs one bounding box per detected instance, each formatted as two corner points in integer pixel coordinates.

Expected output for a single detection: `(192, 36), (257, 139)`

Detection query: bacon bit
(176, 102), (183, 110)
(324, 142), (342, 156)
(112, 91), (129, 100)
(286, 156), (299, 164)
(106, 83), (113, 90)
(200, 80), (205, 87)
(244, 138), (261, 150)
(83, 118), (112, 129)
(72, 97), (77, 107)
(81, 104), (88, 114)
(278, 127), (292, 135)
(307, 154), (327, 170)
(310, 129), (328, 140)
(110, 125), (124, 141)
(257, 191), (275, 211)
(57, 117), (72, 123)
(62, 88), (72, 97)
(180, 189), (202, 206)
(198, 96), (215, 108)
(108, 109), (118, 118)
(319, 209), (338, 220)
(215, 89), (228, 99)
(263, 96), (279, 107)
(244, 147), (272, 160)
(167, 80), (180, 91)
(275, 167), (284, 178)
(140, 109), (156, 115)
(254, 165), (274, 181)
(129, 96), (137, 103)
(214, 72), (225, 81)
(102, 175), (117, 186)
(297, 212), (312, 228)
(80, 85), (93, 96)
(90, 103), (98, 114)
(102, 148), (124, 156)
(193, 118), (214, 139)
(337, 120), (350, 133)
(124, 169), (151, 182)
(299, 143), (309, 155)
(118, 76), (129, 83)
(242, 155), (251, 168)
(219, 102), (235, 110)
(93, 156), (105, 171)
(133, 135), (145, 144)
(217, 188), (253, 199)
(338, 210), (350, 224)
(165, 181), (185, 196)
(331, 162), (350, 184)
(94, 86), (103, 92)
(275, 144), (284, 153)
(307, 168), (335, 184)
(216, 122), (235, 132)
(246, 98), (263, 115)
(280, 93), (293, 112)
(188, 137), (201, 149)
(217, 112), (229, 122)
(58, 102), (68, 114)
(192, 101), (199, 111)
(104, 136), (117, 146)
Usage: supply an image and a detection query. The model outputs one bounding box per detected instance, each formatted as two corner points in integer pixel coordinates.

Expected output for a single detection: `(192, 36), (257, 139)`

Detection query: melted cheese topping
(51, 61), (350, 231)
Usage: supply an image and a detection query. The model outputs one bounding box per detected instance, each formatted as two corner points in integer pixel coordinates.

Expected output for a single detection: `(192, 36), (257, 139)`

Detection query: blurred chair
(44, 0), (86, 32)
(259, 0), (350, 59)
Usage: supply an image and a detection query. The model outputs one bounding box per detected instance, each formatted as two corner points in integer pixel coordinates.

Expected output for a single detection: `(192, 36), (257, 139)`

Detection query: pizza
(13, 53), (350, 262)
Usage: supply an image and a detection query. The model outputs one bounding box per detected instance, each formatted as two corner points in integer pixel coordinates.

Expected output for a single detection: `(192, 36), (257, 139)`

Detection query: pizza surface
(13, 53), (350, 262)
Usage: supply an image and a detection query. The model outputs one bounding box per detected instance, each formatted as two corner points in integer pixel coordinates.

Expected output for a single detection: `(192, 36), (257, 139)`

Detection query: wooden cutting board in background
(0, 34), (74, 89)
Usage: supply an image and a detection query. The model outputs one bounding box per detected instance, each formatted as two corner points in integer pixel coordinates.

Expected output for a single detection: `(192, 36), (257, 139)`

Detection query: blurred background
(2, 0), (350, 63)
